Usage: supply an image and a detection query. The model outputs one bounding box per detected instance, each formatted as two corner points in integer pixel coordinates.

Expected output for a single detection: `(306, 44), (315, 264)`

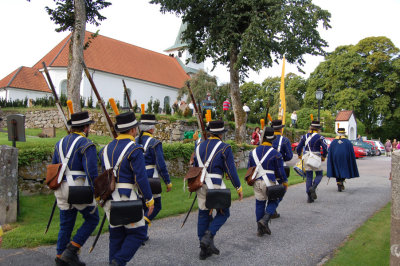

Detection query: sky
(0, 0), (399, 85)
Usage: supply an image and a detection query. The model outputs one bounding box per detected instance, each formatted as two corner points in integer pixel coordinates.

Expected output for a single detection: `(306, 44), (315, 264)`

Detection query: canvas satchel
(304, 133), (321, 169)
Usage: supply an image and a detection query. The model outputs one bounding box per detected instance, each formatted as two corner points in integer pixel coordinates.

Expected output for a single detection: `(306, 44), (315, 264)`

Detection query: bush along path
(0, 156), (391, 265)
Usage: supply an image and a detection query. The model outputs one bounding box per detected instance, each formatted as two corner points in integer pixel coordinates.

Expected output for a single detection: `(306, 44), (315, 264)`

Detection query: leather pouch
(94, 169), (116, 207)
(46, 163), (62, 190)
(148, 178), (162, 194)
(205, 189), (231, 209)
(68, 186), (94, 204)
(110, 200), (143, 226)
(284, 166), (290, 178)
(244, 166), (257, 186)
(184, 167), (203, 192)
(267, 184), (286, 201)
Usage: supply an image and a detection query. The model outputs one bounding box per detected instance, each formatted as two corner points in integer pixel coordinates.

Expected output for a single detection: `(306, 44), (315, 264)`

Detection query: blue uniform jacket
(136, 133), (171, 185)
(247, 143), (287, 183)
(99, 135), (153, 201)
(296, 132), (328, 158)
(327, 137), (359, 179)
(52, 132), (98, 185)
(272, 133), (293, 162)
(193, 137), (241, 189)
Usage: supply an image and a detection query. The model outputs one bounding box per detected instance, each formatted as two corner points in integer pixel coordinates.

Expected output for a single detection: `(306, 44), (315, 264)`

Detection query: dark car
(350, 140), (375, 156)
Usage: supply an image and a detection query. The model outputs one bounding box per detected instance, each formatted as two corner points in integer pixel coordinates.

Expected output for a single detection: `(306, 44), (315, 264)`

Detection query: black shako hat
(140, 114), (157, 125)
(261, 126), (276, 142)
(115, 112), (139, 132)
(206, 120), (228, 134)
(310, 120), (322, 128)
(337, 128), (346, 134)
(67, 111), (94, 127)
(271, 119), (285, 130)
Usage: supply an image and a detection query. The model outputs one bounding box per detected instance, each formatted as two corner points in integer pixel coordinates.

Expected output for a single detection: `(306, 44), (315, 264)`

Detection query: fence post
(391, 150), (400, 265)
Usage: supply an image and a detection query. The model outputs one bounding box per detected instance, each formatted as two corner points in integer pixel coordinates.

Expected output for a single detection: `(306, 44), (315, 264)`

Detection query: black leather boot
(209, 235), (220, 255)
(60, 243), (86, 266)
(307, 192), (314, 203)
(200, 231), (212, 249)
(271, 211), (280, 219)
(109, 259), (120, 266)
(309, 185), (317, 199)
(257, 213), (271, 235)
(257, 222), (264, 237)
(55, 257), (68, 266)
(199, 242), (212, 260)
(337, 182), (343, 192)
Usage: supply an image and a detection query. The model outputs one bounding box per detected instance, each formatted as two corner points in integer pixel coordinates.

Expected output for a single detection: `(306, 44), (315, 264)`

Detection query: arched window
(164, 96), (170, 110)
(60, 79), (67, 95)
(123, 88), (132, 108)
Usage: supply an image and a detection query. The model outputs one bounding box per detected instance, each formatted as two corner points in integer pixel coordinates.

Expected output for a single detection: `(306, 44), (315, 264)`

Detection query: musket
(42, 62), (70, 133)
(89, 214), (106, 253)
(181, 82), (208, 228)
(82, 61), (118, 138)
(44, 200), (57, 234)
(122, 80), (134, 111)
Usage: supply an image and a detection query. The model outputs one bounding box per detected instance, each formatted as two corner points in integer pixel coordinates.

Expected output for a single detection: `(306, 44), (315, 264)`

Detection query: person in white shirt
(243, 103), (250, 121)
(291, 111), (297, 128)
(188, 102), (194, 116)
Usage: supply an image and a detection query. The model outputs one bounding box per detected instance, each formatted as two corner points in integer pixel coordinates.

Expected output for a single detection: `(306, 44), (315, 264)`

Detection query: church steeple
(164, 22), (204, 76)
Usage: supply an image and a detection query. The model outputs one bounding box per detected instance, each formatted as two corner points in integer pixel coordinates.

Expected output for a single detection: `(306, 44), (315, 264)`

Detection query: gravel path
(0, 156), (391, 266)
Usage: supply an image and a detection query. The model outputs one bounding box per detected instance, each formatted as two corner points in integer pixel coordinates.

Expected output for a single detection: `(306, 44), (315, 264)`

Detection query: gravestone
(0, 145), (18, 224)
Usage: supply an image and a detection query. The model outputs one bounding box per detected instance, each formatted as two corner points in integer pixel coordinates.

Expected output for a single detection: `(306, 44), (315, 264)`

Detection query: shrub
(59, 93), (67, 106)
(147, 99), (153, 113)
(87, 96), (94, 108)
(183, 107), (192, 117)
(153, 99), (160, 114)
(80, 97), (85, 108)
(165, 104), (172, 115)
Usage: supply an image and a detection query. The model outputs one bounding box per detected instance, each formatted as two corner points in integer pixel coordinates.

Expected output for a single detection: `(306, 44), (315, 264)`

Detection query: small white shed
(335, 110), (357, 140)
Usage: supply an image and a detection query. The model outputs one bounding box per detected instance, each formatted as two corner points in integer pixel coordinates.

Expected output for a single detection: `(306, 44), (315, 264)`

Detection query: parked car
(351, 140), (375, 156)
(370, 140), (385, 154)
(364, 140), (382, 156)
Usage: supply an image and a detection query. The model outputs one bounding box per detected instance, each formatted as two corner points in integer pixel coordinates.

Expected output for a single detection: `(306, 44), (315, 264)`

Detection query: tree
(304, 36), (400, 136)
(45, 0), (111, 112)
(179, 70), (217, 102)
(150, 0), (331, 142)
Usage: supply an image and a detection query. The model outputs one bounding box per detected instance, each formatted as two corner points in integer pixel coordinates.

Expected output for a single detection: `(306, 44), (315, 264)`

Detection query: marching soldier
(193, 120), (243, 260)
(51, 111), (99, 266)
(136, 114), (172, 232)
(271, 120), (293, 218)
(296, 120), (328, 203)
(99, 112), (154, 266)
(247, 127), (287, 236)
(327, 128), (359, 191)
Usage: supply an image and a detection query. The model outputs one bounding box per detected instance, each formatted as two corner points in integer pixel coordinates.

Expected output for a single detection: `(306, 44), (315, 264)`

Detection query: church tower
(164, 22), (204, 76)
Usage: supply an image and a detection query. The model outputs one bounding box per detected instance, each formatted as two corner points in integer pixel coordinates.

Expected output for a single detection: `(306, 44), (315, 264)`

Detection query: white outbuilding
(335, 110), (357, 140)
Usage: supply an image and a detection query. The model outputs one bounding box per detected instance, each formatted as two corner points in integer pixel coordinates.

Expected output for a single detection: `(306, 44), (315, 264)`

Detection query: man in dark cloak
(327, 128), (360, 191)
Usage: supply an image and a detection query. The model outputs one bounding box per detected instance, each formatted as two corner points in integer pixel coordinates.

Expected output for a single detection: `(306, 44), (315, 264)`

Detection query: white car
(372, 140), (385, 153)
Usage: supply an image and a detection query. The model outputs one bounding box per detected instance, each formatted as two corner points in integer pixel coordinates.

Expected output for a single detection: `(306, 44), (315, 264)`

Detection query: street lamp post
(315, 89), (323, 121)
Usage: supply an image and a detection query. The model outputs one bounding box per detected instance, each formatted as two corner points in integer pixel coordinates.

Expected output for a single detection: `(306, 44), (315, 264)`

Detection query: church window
(123, 88), (132, 108)
(60, 79), (67, 95)
(164, 96), (170, 110)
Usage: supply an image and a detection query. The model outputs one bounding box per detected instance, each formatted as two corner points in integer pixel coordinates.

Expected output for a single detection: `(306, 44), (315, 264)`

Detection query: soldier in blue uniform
(99, 112), (154, 266)
(296, 121), (328, 203)
(248, 127), (287, 236)
(193, 120), (243, 260)
(271, 120), (293, 218)
(51, 111), (99, 266)
(136, 114), (172, 230)
(327, 128), (359, 191)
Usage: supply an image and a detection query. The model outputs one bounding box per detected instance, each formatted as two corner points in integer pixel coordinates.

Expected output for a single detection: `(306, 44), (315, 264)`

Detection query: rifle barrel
(122, 80), (134, 111)
(187, 83), (207, 140)
(82, 62), (117, 138)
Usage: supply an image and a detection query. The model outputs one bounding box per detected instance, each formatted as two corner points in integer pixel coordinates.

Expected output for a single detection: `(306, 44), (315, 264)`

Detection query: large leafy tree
(305, 36), (400, 136)
(45, 0), (111, 112)
(150, 0), (331, 142)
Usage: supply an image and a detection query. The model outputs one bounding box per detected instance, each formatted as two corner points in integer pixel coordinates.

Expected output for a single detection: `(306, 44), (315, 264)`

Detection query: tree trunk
(67, 0), (86, 113)
(229, 48), (247, 143)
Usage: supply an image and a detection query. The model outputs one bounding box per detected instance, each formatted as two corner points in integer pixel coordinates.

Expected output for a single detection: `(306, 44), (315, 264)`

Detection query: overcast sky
(1, 0), (399, 85)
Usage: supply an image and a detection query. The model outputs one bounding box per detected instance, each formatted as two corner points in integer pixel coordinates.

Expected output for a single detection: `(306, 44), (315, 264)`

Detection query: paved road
(0, 156), (391, 266)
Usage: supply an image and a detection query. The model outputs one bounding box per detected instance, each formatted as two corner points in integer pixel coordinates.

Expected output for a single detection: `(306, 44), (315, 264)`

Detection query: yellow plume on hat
(67, 100), (74, 114)
(310, 114), (314, 121)
(109, 98), (120, 115)
(268, 113), (272, 122)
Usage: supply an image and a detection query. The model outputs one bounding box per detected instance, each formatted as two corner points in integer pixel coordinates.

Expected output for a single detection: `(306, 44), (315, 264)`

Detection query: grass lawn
(2, 168), (304, 249)
(326, 202), (391, 266)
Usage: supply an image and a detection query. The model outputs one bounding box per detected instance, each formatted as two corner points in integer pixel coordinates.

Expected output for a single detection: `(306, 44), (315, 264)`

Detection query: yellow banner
(278, 57), (286, 132)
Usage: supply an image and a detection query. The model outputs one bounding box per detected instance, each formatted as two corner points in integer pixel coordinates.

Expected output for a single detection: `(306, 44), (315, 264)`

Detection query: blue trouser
(144, 197), (162, 221)
(109, 225), (148, 266)
(197, 208), (230, 241)
(57, 206), (99, 255)
(255, 199), (279, 221)
(306, 170), (323, 193)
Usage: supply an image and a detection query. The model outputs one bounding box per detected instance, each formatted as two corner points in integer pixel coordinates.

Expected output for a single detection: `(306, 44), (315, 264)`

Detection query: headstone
(42, 127), (56, 138)
(0, 145), (18, 224)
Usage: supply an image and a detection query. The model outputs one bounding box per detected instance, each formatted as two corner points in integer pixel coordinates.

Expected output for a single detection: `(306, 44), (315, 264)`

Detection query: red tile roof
(33, 31), (190, 89)
(335, 110), (354, 121)
(0, 66), (50, 93)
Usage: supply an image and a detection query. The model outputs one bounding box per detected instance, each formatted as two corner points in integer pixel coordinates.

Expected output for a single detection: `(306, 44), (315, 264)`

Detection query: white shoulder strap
(196, 141), (223, 184)
(305, 133), (316, 150)
(250, 147), (274, 181)
(57, 136), (82, 183)
(277, 136), (283, 152)
(103, 141), (135, 175)
(143, 137), (152, 153)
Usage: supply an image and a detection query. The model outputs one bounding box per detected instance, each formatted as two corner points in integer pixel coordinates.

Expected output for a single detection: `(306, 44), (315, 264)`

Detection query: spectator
(243, 103), (250, 120)
(385, 139), (392, 157)
(397, 142), (400, 150)
(223, 98), (231, 119)
(291, 111), (297, 128)
(393, 139), (398, 151)
(172, 100), (178, 114)
(357, 134), (362, 141)
(251, 127), (261, 145)
(188, 102), (194, 116)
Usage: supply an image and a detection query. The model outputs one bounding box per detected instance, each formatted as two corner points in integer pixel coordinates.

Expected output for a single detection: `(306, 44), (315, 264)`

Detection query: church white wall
(0, 90), (6, 99)
(6, 88), (51, 102)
